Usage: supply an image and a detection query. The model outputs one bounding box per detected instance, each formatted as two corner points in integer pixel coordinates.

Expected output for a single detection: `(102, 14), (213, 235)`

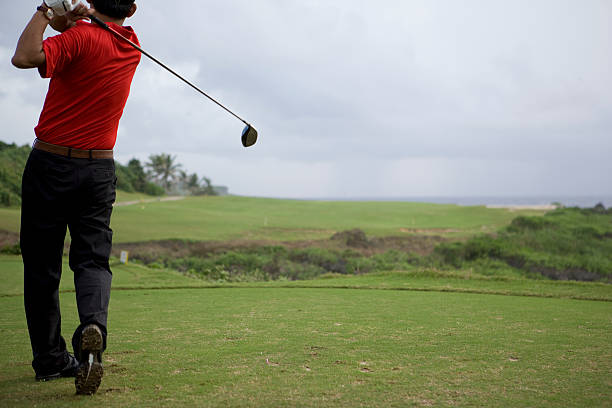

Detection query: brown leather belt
(33, 139), (114, 159)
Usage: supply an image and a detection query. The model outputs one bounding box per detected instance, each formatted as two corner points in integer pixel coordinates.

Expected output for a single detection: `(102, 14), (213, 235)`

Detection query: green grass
(1, 258), (610, 407)
(1, 196), (610, 406)
(115, 190), (161, 203)
(0, 195), (548, 243)
(0, 256), (203, 297)
(0, 207), (20, 233)
(107, 196), (546, 242)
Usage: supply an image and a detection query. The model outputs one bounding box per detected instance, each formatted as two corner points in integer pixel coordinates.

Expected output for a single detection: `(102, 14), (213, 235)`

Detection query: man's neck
(91, 12), (126, 26)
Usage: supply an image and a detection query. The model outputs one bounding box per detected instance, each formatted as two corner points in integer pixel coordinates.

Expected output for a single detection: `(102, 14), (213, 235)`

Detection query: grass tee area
(1, 257), (610, 407)
(1, 197), (611, 406)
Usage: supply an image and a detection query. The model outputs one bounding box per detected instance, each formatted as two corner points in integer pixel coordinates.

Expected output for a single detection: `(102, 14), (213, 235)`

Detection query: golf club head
(242, 124), (258, 147)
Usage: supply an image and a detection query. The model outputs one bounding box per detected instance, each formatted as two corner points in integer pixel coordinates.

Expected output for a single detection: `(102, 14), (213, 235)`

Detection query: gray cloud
(2, 0), (611, 198)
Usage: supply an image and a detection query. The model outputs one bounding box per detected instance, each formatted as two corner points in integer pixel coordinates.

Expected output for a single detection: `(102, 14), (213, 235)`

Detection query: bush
(463, 236), (505, 260)
(114, 164), (135, 192)
(0, 188), (21, 207)
(1, 243), (21, 255)
(434, 242), (465, 268)
(143, 181), (165, 196)
(289, 248), (355, 274)
(131, 244), (424, 283)
(115, 159), (164, 196)
(433, 206), (612, 282)
(507, 216), (555, 232)
(0, 142), (30, 207)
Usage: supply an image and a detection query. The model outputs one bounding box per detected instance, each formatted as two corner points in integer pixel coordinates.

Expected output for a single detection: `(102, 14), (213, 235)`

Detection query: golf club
(89, 15), (258, 148)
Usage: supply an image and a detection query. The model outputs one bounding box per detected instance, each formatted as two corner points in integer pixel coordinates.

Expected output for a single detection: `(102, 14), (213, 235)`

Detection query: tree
(115, 158), (164, 196)
(0, 142), (31, 206)
(186, 173), (201, 195)
(145, 153), (182, 191)
(127, 158), (147, 192)
(198, 176), (217, 196)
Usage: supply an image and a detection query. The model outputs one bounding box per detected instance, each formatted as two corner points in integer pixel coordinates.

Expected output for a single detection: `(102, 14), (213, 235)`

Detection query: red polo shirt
(35, 20), (141, 150)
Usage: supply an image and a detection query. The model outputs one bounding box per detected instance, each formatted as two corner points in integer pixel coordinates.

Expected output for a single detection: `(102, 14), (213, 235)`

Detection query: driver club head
(242, 124), (258, 147)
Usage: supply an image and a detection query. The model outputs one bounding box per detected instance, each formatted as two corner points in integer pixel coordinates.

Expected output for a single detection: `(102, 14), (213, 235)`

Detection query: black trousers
(20, 148), (116, 375)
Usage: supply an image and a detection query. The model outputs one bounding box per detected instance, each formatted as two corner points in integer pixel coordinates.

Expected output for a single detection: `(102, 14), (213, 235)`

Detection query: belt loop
(68, 148), (72, 158)
(89, 150), (93, 160)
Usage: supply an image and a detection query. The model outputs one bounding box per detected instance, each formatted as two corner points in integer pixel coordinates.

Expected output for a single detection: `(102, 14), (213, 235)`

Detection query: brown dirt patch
(112, 229), (450, 261)
(399, 228), (462, 234)
(0, 230), (19, 248)
(0, 230), (72, 254)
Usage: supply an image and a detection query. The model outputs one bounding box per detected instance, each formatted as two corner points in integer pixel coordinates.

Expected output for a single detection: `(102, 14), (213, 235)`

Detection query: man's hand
(66, 1), (93, 22)
(50, 1), (92, 33)
(44, 0), (76, 16)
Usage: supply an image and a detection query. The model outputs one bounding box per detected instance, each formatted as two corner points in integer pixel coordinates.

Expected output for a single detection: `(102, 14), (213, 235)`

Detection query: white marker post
(119, 251), (129, 265)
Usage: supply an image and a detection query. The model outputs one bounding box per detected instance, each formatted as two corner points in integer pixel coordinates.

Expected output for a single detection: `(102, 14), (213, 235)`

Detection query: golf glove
(44, 0), (76, 16)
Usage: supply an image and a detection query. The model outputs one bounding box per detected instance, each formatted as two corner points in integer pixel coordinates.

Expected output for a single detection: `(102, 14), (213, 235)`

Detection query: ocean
(299, 196), (612, 208)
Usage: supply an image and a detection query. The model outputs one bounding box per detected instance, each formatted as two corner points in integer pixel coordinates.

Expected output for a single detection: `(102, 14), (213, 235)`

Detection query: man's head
(89, 0), (137, 19)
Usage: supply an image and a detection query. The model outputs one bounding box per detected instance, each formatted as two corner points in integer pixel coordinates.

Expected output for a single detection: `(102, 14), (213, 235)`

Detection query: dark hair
(92, 0), (135, 19)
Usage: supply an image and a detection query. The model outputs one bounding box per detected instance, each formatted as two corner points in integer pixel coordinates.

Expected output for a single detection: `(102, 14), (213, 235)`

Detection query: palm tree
(145, 153), (181, 192)
(177, 170), (189, 193)
(186, 173), (201, 194)
(200, 176), (216, 196)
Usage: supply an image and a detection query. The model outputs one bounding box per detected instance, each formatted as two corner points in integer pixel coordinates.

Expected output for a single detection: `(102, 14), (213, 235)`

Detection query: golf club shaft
(89, 15), (249, 126)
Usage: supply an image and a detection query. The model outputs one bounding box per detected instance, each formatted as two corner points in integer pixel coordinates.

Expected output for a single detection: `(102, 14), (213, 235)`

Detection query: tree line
(0, 142), (220, 206)
(118, 153), (219, 197)
(0, 142), (29, 206)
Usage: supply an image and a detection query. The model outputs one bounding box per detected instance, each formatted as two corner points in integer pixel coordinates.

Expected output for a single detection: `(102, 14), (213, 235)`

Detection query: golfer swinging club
(12, 0), (139, 395)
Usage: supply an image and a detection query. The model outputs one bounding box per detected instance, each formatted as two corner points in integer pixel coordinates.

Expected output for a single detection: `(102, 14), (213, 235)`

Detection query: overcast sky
(2, 0), (611, 199)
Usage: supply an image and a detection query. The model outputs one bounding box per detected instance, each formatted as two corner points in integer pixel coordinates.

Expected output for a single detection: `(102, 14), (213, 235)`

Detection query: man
(12, 0), (140, 395)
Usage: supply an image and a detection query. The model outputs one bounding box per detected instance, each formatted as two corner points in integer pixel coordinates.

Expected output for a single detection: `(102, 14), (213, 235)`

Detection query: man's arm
(12, 2), (92, 69)
(11, 10), (49, 69)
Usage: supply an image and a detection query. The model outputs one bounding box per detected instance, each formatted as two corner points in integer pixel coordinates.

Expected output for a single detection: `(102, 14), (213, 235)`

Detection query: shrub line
(2, 284), (609, 302)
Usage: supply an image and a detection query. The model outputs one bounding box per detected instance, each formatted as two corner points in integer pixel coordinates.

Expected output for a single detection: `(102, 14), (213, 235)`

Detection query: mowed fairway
(0, 196), (547, 243)
(1, 258), (611, 407)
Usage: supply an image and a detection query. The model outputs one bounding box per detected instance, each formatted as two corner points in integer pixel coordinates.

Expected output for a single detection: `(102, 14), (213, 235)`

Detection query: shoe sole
(36, 373), (61, 382)
(75, 362), (103, 395)
(75, 325), (104, 395)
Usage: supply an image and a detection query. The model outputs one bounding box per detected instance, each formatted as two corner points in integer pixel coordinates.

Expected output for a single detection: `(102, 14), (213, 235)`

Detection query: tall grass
(435, 206), (612, 281)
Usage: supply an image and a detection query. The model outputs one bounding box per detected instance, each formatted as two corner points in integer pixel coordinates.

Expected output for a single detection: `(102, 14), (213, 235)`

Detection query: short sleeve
(38, 26), (85, 78)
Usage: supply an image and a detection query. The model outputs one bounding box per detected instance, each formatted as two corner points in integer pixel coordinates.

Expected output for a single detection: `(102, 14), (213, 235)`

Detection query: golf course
(2, 0), (610, 404)
(1, 196), (611, 407)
